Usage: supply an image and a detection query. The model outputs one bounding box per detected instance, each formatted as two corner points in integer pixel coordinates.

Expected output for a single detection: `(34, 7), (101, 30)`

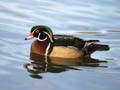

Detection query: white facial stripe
(43, 31), (53, 43)
(37, 33), (47, 41)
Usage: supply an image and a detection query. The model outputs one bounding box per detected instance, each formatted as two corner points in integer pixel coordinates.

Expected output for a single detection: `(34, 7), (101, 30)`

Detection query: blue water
(0, 0), (120, 90)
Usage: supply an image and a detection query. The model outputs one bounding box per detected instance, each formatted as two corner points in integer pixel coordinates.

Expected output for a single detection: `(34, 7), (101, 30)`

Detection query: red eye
(35, 30), (39, 33)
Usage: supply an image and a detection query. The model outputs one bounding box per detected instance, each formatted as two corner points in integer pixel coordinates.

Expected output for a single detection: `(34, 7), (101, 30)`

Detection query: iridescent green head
(25, 25), (54, 43)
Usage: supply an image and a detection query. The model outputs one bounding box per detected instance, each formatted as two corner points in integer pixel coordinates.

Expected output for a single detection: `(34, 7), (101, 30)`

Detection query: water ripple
(0, 0), (120, 89)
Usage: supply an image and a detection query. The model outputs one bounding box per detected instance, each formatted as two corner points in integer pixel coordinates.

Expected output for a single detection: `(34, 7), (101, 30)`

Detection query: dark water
(0, 0), (120, 90)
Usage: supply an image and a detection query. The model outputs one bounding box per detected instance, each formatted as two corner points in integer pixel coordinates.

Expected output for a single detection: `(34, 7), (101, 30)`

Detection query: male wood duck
(25, 25), (109, 59)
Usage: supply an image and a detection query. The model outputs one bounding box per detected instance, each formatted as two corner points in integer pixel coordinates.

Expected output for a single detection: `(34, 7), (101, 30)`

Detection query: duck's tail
(83, 40), (99, 48)
(86, 40), (100, 42)
(85, 43), (110, 55)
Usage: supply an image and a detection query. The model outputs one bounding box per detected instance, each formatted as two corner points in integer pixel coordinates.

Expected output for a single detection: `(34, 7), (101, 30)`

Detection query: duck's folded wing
(53, 35), (100, 49)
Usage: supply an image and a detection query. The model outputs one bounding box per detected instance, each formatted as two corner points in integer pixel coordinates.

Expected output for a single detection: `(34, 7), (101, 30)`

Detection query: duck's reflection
(24, 53), (107, 79)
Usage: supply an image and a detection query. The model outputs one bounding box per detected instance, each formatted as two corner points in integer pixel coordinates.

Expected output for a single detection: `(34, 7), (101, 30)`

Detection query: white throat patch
(37, 33), (47, 41)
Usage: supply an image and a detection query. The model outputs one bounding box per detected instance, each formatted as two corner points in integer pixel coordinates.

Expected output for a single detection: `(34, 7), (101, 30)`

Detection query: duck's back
(53, 35), (99, 49)
(53, 35), (85, 49)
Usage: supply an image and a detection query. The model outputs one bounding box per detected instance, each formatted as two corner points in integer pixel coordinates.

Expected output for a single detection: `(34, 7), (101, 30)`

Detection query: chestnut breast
(31, 40), (50, 56)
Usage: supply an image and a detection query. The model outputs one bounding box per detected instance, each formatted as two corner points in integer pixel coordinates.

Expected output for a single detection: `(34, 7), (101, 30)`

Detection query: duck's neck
(31, 39), (52, 56)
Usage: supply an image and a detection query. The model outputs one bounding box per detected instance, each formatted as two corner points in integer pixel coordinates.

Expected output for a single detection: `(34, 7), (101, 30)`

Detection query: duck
(25, 25), (109, 59)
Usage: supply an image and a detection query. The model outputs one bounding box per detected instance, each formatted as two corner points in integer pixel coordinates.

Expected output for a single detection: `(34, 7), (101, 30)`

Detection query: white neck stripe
(45, 42), (51, 56)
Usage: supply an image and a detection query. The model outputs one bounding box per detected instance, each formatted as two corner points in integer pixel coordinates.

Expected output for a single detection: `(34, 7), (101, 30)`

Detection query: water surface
(0, 0), (120, 90)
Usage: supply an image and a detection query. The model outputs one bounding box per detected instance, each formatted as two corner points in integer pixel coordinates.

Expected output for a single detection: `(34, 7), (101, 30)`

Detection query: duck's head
(25, 25), (54, 43)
